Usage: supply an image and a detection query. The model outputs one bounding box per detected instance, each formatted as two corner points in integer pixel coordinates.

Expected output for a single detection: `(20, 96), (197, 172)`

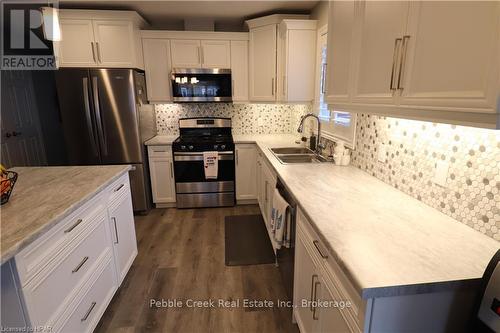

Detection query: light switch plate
(433, 160), (449, 187)
(377, 144), (386, 163)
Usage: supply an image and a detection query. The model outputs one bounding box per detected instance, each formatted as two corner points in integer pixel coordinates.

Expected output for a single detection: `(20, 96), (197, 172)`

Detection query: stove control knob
(188, 145), (194, 150)
(181, 145), (186, 150)
(221, 145), (226, 150)
(214, 145), (219, 150)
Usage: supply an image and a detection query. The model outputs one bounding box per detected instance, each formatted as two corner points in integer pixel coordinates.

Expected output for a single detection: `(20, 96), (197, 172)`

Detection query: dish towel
(271, 189), (291, 249)
(203, 151), (218, 179)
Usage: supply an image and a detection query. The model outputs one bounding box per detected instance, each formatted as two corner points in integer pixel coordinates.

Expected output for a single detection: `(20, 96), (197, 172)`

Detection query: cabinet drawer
(148, 145), (172, 158)
(15, 195), (106, 285)
(58, 255), (116, 333)
(107, 173), (131, 204)
(22, 212), (111, 326)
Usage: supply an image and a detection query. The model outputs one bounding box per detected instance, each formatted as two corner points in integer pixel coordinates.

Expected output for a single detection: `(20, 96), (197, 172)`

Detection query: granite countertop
(0, 165), (131, 265)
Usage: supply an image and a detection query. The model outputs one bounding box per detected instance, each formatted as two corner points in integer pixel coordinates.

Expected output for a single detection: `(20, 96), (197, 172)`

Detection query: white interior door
(55, 19), (96, 67)
(200, 40), (231, 68)
(142, 39), (172, 102)
(170, 40), (202, 68)
(351, 1), (409, 105)
(249, 25), (277, 101)
(230, 41), (249, 102)
(399, 1), (499, 113)
(325, 1), (356, 104)
(92, 20), (136, 67)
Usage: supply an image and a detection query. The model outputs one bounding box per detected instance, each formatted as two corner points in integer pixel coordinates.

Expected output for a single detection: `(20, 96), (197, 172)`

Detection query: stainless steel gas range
(172, 117), (235, 208)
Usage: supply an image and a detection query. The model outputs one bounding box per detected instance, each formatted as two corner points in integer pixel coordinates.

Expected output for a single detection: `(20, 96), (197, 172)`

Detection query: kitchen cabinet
(235, 144), (257, 201)
(256, 151), (277, 228)
(170, 39), (231, 68)
(230, 41), (249, 102)
(142, 39), (172, 103)
(170, 40), (202, 68)
(277, 20), (317, 102)
(246, 14), (315, 102)
(107, 181), (138, 284)
(147, 145), (176, 206)
(325, 0), (500, 128)
(54, 10), (146, 69)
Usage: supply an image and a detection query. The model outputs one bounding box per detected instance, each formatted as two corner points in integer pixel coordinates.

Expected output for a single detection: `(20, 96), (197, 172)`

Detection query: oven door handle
(174, 151), (234, 155)
(174, 152), (234, 162)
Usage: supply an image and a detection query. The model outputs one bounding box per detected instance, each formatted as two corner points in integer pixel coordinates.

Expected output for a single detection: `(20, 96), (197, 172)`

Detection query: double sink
(270, 147), (330, 164)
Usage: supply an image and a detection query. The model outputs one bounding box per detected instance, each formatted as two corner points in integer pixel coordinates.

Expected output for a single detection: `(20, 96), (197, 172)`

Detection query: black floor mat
(225, 214), (275, 266)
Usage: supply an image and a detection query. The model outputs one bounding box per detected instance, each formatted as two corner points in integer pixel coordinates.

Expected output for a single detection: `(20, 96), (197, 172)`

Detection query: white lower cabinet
(235, 144), (257, 201)
(148, 145), (176, 205)
(12, 172), (137, 332)
(256, 151), (277, 227)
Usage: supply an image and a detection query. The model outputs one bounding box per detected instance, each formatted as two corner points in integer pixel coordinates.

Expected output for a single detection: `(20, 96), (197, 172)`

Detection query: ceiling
(59, 1), (320, 30)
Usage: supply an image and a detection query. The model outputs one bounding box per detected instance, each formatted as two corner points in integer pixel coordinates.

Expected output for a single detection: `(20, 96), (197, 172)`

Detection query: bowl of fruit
(1, 165), (18, 205)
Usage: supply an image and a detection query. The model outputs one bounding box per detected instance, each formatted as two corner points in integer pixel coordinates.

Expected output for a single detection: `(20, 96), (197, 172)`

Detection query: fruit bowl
(1, 171), (18, 205)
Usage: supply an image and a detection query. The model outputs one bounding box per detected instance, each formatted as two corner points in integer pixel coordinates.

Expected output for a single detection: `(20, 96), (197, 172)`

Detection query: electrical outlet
(433, 160), (449, 187)
(257, 117), (263, 127)
(377, 144), (386, 163)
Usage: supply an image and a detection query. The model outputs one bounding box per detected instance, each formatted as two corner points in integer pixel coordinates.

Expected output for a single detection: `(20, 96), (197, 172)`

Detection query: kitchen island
(1, 166), (137, 332)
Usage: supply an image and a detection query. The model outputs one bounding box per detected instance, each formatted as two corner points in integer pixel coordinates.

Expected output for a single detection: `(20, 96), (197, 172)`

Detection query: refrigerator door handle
(92, 76), (108, 156)
(82, 77), (98, 156)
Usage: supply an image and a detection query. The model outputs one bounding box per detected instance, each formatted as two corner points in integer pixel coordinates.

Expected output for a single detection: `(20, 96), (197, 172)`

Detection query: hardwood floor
(95, 205), (299, 333)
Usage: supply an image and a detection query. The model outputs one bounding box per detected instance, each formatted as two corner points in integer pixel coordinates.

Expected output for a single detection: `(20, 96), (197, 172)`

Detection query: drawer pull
(312, 280), (320, 320)
(112, 217), (119, 244)
(72, 256), (89, 273)
(310, 274), (317, 312)
(81, 301), (97, 322)
(313, 240), (329, 259)
(64, 219), (83, 233)
(114, 184), (124, 192)
(153, 150), (167, 153)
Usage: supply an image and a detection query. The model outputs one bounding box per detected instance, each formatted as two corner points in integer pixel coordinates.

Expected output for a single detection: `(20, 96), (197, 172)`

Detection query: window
(314, 26), (357, 149)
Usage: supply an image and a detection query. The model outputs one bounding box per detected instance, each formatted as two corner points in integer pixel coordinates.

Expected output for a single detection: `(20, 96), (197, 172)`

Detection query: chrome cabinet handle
(397, 35), (411, 90)
(197, 46), (201, 64)
(271, 78), (275, 96)
(114, 184), (124, 192)
(81, 301), (96, 322)
(283, 75), (286, 96)
(96, 42), (101, 63)
(264, 180), (268, 202)
(310, 274), (317, 311)
(200, 46), (204, 64)
(64, 219), (83, 233)
(313, 240), (329, 259)
(170, 161), (173, 178)
(91, 42), (96, 62)
(72, 256), (89, 273)
(389, 38), (402, 91)
(112, 217), (119, 244)
(312, 280), (320, 320)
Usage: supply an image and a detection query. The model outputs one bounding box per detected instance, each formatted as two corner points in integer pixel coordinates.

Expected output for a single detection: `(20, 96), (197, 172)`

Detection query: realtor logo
(1, 0), (58, 70)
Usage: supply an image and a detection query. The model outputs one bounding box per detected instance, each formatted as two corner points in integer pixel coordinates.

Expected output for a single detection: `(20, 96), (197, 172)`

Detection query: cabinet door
(149, 156), (176, 203)
(261, 160), (277, 226)
(55, 19), (96, 67)
(399, 1), (499, 113)
(249, 25), (277, 101)
(108, 190), (137, 284)
(142, 39), (172, 102)
(351, 1), (409, 105)
(276, 27), (287, 102)
(92, 20), (136, 67)
(294, 232), (320, 333)
(325, 1), (356, 104)
(230, 41), (249, 102)
(256, 154), (265, 214)
(235, 144), (257, 201)
(317, 275), (352, 333)
(201, 40), (231, 68)
(170, 40), (202, 68)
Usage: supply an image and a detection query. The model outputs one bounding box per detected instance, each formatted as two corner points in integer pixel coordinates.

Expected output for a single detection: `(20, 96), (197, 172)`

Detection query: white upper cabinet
(200, 40), (231, 68)
(142, 39), (172, 103)
(325, 1), (356, 104)
(277, 20), (317, 102)
(55, 10), (146, 69)
(399, 1), (499, 113)
(57, 19), (96, 67)
(249, 24), (277, 101)
(170, 39), (202, 68)
(351, 1), (409, 105)
(325, 0), (500, 128)
(230, 41), (249, 102)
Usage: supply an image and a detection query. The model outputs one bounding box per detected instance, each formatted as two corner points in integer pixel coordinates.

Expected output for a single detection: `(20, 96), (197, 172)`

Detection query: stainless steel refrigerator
(55, 68), (155, 213)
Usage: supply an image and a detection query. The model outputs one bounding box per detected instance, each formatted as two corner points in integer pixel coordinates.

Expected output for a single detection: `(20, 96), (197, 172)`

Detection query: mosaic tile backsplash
(155, 103), (310, 135)
(345, 114), (500, 241)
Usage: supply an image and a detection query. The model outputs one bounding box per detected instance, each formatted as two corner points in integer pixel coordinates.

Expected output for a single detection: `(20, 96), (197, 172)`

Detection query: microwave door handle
(82, 77), (98, 156)
(92, 76), (108, 156)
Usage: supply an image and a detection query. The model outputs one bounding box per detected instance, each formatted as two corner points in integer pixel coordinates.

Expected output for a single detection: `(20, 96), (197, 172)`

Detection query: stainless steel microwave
(171, 68), (232, 102)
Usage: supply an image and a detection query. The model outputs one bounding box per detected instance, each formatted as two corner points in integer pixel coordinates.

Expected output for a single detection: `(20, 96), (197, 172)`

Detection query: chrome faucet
(297, 113), (326, 154)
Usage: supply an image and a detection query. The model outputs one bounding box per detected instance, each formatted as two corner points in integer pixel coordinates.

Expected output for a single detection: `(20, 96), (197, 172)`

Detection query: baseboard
(155, 202), (176, 208)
